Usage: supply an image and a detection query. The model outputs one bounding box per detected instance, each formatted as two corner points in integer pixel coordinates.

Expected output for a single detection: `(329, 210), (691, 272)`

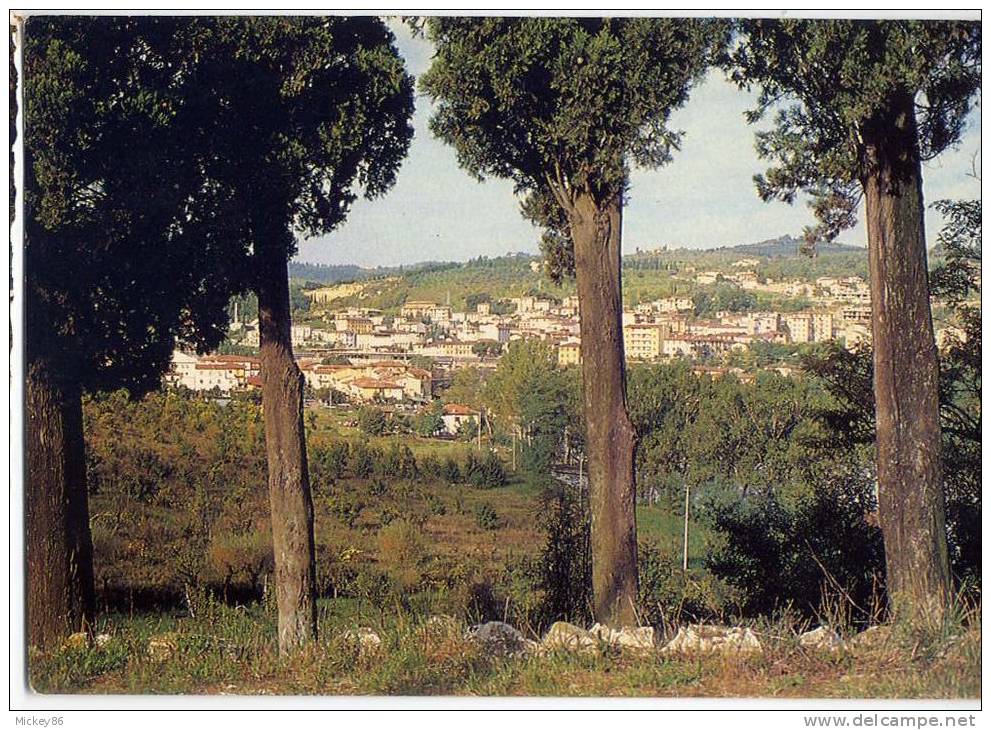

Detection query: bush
(473, 502), (501, 531)
(441, 457), (462, 485)
(327, 494), (364, 528)
(427, 494), (446, 516)
(206, 529), (273, 598)
(356, 406), (388, 436)
(348, 442), (374, 478)
(464, 450), (506, 489)
(702, 469), (885, 625)
(536, 484), (591, 626)
(377, 519), (429, 591)
(311, 441), (349, 483)
(376, 444), (418, 480)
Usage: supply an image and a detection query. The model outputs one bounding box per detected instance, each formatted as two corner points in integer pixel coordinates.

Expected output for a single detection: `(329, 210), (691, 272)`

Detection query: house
(623, 323), (668, 361)
(442, 403), (479, 436)
(401, 300), (452, 322)
(557, 339), (581, 367)
(348, 378), (405, 402)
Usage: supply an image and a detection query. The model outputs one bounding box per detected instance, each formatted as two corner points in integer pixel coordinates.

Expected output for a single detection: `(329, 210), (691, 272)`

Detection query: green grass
(31, 605), (980, 698)
(636, 504), (712, 569)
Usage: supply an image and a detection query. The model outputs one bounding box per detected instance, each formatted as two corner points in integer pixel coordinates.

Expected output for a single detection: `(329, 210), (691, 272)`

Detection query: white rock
(147, 633), (179, 662)
(466, 621), (529, 656)
(94, 633), (112, 649)
(799, 626), (845, 652)
(341, 626), (382, 653)
(589, 623), (655, 652)
(660, 624), (763, 655)
(852, 625), (891, 649)
(542, 621), (596, 651)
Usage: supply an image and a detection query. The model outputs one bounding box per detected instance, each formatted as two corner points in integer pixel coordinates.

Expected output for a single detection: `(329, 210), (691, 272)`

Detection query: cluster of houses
(166, 352), (433, 404)
(168, 262), (969, 403)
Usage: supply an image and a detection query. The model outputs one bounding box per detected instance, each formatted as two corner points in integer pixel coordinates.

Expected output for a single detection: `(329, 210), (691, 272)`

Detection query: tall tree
(21, 16), (250, 649)
(728, 19), (980, 622)
(188, 17), (413, 652)
(421, 17), (726, 625)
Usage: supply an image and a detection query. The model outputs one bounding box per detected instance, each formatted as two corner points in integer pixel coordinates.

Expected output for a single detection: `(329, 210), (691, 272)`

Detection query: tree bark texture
(25, 359), (96, 650)
(860, 88), (950, 623)
(255, 236), (317, 654)
(569, 190), (639, 627)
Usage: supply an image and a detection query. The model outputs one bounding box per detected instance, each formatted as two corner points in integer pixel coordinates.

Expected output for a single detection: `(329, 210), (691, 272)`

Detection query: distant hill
(288, 262), (376, 285)
(707, 234), (866, 258)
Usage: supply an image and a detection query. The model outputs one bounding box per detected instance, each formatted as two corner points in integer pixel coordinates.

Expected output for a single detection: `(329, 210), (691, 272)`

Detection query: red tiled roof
(443, 403), (478, 416)
(351, 378), (400, 389)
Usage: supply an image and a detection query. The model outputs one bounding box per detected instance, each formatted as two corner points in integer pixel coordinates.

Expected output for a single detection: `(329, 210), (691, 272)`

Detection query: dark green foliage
(309, 441), (350, 484)
(421, 17), (727, 261)
(483, 339), (570, 477)
(357, 406), (388, 436)
(184, 16), (414, 256)
(464, 450), (507, 489)
(692, 286), (758, 317)
(628, 362), (830, 507)
(376, 444), (418, 481)
(441, 457), (462, 486)
(413, 401), (444, 438)
(536, 484), (593, 626)
(348, 443), (375, 479)
(800, 200), (982, 583)
(702, 469), (886, 623)
(473, 502), (501, 531)
(23, 16), (249, 395)
(727, 19), (981, 245)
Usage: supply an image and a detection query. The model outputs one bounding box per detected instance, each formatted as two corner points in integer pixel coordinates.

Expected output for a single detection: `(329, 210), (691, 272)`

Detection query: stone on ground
(341, 626), (382, 654)
(62, 632), (89, 651)
(147, 633), (179, 662)
(660, 624), (763, 655)
(589, 623), (655, 652)
(542, 621), (596, 652)
(799, 626), (845, 652)
(466, 621), (529, 656)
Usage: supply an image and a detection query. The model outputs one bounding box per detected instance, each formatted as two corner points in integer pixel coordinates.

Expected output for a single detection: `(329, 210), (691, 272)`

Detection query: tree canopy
(23, 16), (250, 394)
(421, 17), (727, 270)
(727, 19), (981, 245)
(186, 16), (414, 257)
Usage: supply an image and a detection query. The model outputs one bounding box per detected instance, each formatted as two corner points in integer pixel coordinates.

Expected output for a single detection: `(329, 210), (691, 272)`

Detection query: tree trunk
(860, 89), (950, 624)
(25, 359), (96, 650)
(255, 238), (317, 654)
(569, 190), (638, 627)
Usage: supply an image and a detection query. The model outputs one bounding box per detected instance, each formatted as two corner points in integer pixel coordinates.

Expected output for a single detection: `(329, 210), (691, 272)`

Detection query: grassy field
(64, 394), (979, 699)
(31, 602), (979, 698)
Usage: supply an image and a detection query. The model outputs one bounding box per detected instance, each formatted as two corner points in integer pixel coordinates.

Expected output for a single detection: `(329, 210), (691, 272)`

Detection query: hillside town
(166, 261), (971, 403)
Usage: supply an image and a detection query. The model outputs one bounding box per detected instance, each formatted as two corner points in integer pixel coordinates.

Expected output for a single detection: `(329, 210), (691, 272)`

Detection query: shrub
(427, 494), (446, 516)
(348, 442), (375, 478)
(356, 406), (388, 436)
(702, 469), (885, 625)
(473, 502), (501, 531)
(311, 441), (349, 483)
(327, 494), (364, 528)
(468, 451), (507, 489)
(206, 529), (273, 598)
(536, 484), (591, 626)
(368, 477), (389, 498)
(442, 457), (461, 485)
(377, 519), (429, 591)
(419, 453), (444, 479)
(376, 444), (418, 480)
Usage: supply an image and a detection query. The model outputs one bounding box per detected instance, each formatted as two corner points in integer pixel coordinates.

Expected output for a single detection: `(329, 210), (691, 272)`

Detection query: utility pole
(511, 427), (517, 471)
(683, 482), (691, 572)
(477, 408), (482, 452)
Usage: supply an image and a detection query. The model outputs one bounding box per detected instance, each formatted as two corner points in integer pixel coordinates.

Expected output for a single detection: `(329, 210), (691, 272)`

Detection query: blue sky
(295, 20), (982, 268)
